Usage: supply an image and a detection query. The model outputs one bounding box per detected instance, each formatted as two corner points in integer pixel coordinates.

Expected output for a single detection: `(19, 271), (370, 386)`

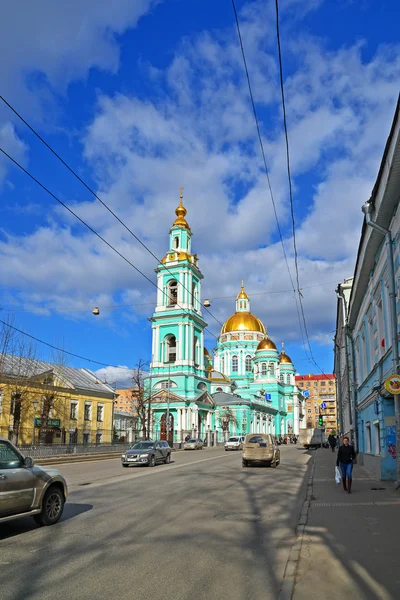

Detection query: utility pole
(147, 359), (153, 440)
(166, 365), (171, 446)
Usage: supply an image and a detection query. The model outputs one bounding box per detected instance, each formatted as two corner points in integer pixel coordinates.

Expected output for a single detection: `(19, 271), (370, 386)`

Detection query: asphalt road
(1, 445), (312, 600)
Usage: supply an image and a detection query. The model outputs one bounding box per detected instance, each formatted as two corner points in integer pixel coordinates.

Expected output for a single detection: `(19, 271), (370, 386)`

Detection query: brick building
(295, 374), (337, 434)
(115, 388), (139, 416)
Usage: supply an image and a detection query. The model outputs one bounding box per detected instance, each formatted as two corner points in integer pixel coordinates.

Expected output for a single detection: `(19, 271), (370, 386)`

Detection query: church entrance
(160, 412), (174, 446)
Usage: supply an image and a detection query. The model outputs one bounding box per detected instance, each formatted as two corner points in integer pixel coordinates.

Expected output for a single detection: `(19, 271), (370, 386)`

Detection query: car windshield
(228, 437), (239, 442)
(187, 439), (197, 443)
(131, 442), (154, 450)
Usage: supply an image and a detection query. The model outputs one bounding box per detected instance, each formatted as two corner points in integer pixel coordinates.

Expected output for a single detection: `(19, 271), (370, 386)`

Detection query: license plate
(127, 458), (137, 462)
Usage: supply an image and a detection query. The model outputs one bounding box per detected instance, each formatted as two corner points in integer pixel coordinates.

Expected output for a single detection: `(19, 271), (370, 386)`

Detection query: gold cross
(179, 186), (184, 198)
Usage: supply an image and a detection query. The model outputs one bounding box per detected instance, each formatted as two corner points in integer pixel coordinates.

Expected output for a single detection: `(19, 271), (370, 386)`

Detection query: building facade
(145, 191), (301, 443)
(0, 355), (115, 445)
(115, 388), (139, 416)
(334, 97), (400, 480)
(295, 374), (337, 434)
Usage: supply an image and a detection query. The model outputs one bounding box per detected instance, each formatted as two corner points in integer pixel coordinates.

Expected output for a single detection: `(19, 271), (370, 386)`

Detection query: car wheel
(271, 458), (277, 468)
(165, 453), (171, 464)
(242, 459), (248, 467)
(149, 455), (156, 467)
(34, 485), (64, 526)
(122, 464), (129, 468)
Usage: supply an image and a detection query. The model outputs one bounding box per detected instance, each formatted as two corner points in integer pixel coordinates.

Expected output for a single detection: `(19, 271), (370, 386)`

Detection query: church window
(261, 363), (267, 376)
(193, 336), (199, 365)
(280, 374), (284, 383)
(166, 335), (176, 363)
(216, 387), (223, 393)
(192, 282), (196, 310)
(168, 280), (178, 306)
(268, 362), (275, 377)
(174, 237), (179, 249)
(245, 355), (252, 372)
(286, 374), (291, 385)
(221, 356), (225, 373)
(161, 381), (172, 389)
(232, 356), (238, 373)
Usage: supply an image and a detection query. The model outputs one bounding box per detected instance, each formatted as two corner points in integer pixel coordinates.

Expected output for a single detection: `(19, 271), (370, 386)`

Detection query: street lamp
(92, 307), (100, 315)
(32, 399), (39, 445)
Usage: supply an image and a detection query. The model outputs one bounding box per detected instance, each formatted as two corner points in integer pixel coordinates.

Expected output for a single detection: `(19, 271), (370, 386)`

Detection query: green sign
(34, 417), (61, 428)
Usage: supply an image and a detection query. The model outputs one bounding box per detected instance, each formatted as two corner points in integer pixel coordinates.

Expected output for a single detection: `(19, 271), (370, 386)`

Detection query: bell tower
(149, 188), (210, 398)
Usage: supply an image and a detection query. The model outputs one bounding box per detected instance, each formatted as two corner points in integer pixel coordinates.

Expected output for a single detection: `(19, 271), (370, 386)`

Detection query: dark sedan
(121, 440), (171, 467)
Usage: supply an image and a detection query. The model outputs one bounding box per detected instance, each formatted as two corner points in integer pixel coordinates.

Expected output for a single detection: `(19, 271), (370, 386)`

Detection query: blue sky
(1, 0), (400, 386)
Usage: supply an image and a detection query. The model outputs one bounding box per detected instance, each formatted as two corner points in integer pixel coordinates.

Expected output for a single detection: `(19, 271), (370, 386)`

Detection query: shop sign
(34, 417), (61, 428)
(384, 374), (400, 395)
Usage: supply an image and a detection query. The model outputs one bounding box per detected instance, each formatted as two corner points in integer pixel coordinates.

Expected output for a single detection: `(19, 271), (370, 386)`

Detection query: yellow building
(0, 355), (115, 445)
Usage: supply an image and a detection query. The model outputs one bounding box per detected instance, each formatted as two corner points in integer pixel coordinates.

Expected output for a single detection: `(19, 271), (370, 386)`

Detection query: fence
(18, 443), (129, 458)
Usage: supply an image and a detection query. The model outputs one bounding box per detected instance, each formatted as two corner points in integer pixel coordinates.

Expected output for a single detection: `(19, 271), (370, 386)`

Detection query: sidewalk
(293, 448), (400, 600)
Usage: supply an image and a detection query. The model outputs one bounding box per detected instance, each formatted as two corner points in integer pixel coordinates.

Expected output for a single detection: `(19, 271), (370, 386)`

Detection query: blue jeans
(340, 462), (353, 480)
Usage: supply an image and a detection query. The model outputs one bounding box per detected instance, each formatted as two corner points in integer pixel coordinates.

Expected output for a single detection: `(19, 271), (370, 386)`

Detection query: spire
(172, 186), (190, 230)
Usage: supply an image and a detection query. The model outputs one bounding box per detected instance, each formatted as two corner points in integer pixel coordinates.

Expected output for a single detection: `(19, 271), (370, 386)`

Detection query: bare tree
(131, 360), (149, 439)
(219, 407), (239, 441)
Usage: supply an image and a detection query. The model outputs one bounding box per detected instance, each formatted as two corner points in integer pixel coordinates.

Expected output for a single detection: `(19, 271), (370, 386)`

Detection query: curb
(278, 449), (317, 600)
(34, 446), (197, 466)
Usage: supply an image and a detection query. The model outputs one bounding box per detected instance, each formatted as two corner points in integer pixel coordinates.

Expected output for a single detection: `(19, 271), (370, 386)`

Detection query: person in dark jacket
(336, 436), (356, 493)
(328, 434), (336, 452)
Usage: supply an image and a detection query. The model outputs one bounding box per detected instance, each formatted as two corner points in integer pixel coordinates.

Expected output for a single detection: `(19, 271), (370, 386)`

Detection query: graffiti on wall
(386, 426), (396, 460)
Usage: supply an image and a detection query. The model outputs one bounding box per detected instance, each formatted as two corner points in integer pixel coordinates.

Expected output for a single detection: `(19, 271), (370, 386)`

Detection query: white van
(224, 436), (245, 451)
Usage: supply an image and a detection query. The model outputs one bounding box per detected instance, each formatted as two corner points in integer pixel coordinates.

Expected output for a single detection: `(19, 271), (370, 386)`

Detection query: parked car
(0, 436), (67, 526)
(121, 440), (171, 467)
(242, 433), (280, 468)
(225, 436), (245, 451)
(183, 438), (203, 450)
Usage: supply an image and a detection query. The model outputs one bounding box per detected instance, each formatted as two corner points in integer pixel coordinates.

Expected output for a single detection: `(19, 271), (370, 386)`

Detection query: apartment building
(295, 374), (337, 434)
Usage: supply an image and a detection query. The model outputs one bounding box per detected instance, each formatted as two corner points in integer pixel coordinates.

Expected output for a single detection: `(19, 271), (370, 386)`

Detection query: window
(69, 430), (77, 444)
(245, 355), (252, 372)
(373, 421), (380, 455)
(280, 374), (284, 383)
(216, 387), (223, 392)
(286, 374), (291, 385)
(84, 403), (92, 421)
(97, 404), (104, 422)
(232, 356), (238, 373)
(268, 362), (275, 377)
(166, 335), (177, 363)
(193, 335), (199, 366)
(366, 422), (371, 453)
(221, 356), (225, 373)
(70, 401), (78, 420)
(83, 433), (90, 445)
(174, 236), (179, 249)
(161, 381), (172, 389)
(261, 363), (267, 376)
(0, 442), (21, 469)
(321, 381), (326, 387)
(306, 382), (310, 387)
(10, 391), (22, 415)
(298, 382), (304, 387)
(308, 409), (312, 414)
(96, 432), (103, 445)
(168, 280), (178, 306)
(192, 282), (196, 309)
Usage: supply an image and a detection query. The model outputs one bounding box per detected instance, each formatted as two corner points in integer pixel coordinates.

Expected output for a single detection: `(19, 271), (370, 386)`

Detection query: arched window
(268, 362), (275, 377)
(280, 373), (284, 383)
(168, 280), (178, 306)
(286, 374), (291, 385)
(261, 362), (267, 375)
(245, 355), (252, 372)
(174, 236), (179, 249)
(232, 355), (238, 373)
(166, 335), (176, 363)
(192, 281), (196, 309)
(221, 356), (225, 373)
(216, 387), (223, 392)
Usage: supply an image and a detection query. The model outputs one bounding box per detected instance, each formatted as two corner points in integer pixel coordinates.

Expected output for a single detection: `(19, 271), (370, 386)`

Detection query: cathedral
(146, 191), (301, 444)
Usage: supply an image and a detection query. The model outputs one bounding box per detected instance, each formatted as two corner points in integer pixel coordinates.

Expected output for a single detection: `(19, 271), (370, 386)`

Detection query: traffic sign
(302, 390), (310, 397)
(317, 398), (322, 405)
(265, 393), (272, 401)
(321, 402), (327, 410)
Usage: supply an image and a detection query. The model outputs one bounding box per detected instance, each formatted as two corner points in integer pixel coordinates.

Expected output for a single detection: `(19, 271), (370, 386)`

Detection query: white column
(200, 332), (205, 369)
(178, 324), (183, 361)
(157, 277), (162, 306)
(155, 327), (160, 362)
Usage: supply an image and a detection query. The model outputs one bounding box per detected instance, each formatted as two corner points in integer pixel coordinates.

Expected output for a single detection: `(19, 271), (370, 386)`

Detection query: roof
(295, 374), (335, 381)
(348, 94), (400, 328)
(212, 391), (250, 406)
(0, 354), (115, 395)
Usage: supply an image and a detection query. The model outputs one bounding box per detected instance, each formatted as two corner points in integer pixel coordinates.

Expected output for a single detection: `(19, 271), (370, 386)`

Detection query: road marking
(68, 452), (236, 492)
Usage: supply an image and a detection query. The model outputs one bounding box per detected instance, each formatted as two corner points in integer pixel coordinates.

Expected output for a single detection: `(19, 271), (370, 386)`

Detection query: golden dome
(221, 312), (266, 334)
(172, 187), (190, 230)
(204, 347), (210, 356)
(256, 335), (277, 351)
(237, 280), (249, 300)
(280, 344), (293, 364)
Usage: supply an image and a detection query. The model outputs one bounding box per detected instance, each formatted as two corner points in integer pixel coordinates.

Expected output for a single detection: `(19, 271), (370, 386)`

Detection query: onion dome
(279, 343), (293, 364)
(256, 334), (277, 351)
(172, 187), (190, 230)
(221, 312), (266, 334)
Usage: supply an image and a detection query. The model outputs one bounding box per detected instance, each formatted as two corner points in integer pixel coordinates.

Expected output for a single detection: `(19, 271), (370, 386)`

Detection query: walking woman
(336, 436), (356, 493)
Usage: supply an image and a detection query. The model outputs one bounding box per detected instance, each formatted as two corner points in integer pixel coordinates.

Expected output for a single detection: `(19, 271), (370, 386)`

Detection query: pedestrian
(328, 434), (336, 453)
(185, 434), (190, 443)
(336, 436), (356, 494)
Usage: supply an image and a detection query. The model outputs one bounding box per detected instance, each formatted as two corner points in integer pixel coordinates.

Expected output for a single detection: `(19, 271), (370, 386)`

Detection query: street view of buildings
(1, 2), (400, 600)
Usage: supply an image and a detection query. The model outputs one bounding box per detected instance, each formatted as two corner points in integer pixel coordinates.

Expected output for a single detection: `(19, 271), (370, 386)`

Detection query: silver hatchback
(0, 436), (68, 526)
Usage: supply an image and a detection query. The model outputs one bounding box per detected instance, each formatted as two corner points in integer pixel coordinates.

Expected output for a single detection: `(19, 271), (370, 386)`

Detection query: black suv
(121, 440), (171, 467)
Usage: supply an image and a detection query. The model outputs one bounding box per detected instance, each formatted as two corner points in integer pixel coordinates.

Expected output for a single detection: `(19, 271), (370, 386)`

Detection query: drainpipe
(362, 201), (400, 489)
(333, 336), (344, 436)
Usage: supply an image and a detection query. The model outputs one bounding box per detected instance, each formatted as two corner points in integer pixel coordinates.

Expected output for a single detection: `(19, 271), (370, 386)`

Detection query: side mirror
(24, 456), (34, 468)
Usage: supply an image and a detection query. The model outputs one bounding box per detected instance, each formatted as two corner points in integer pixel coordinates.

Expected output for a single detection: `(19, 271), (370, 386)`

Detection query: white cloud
(1, 0), (400, 368)
(93, 365), (135, 390)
